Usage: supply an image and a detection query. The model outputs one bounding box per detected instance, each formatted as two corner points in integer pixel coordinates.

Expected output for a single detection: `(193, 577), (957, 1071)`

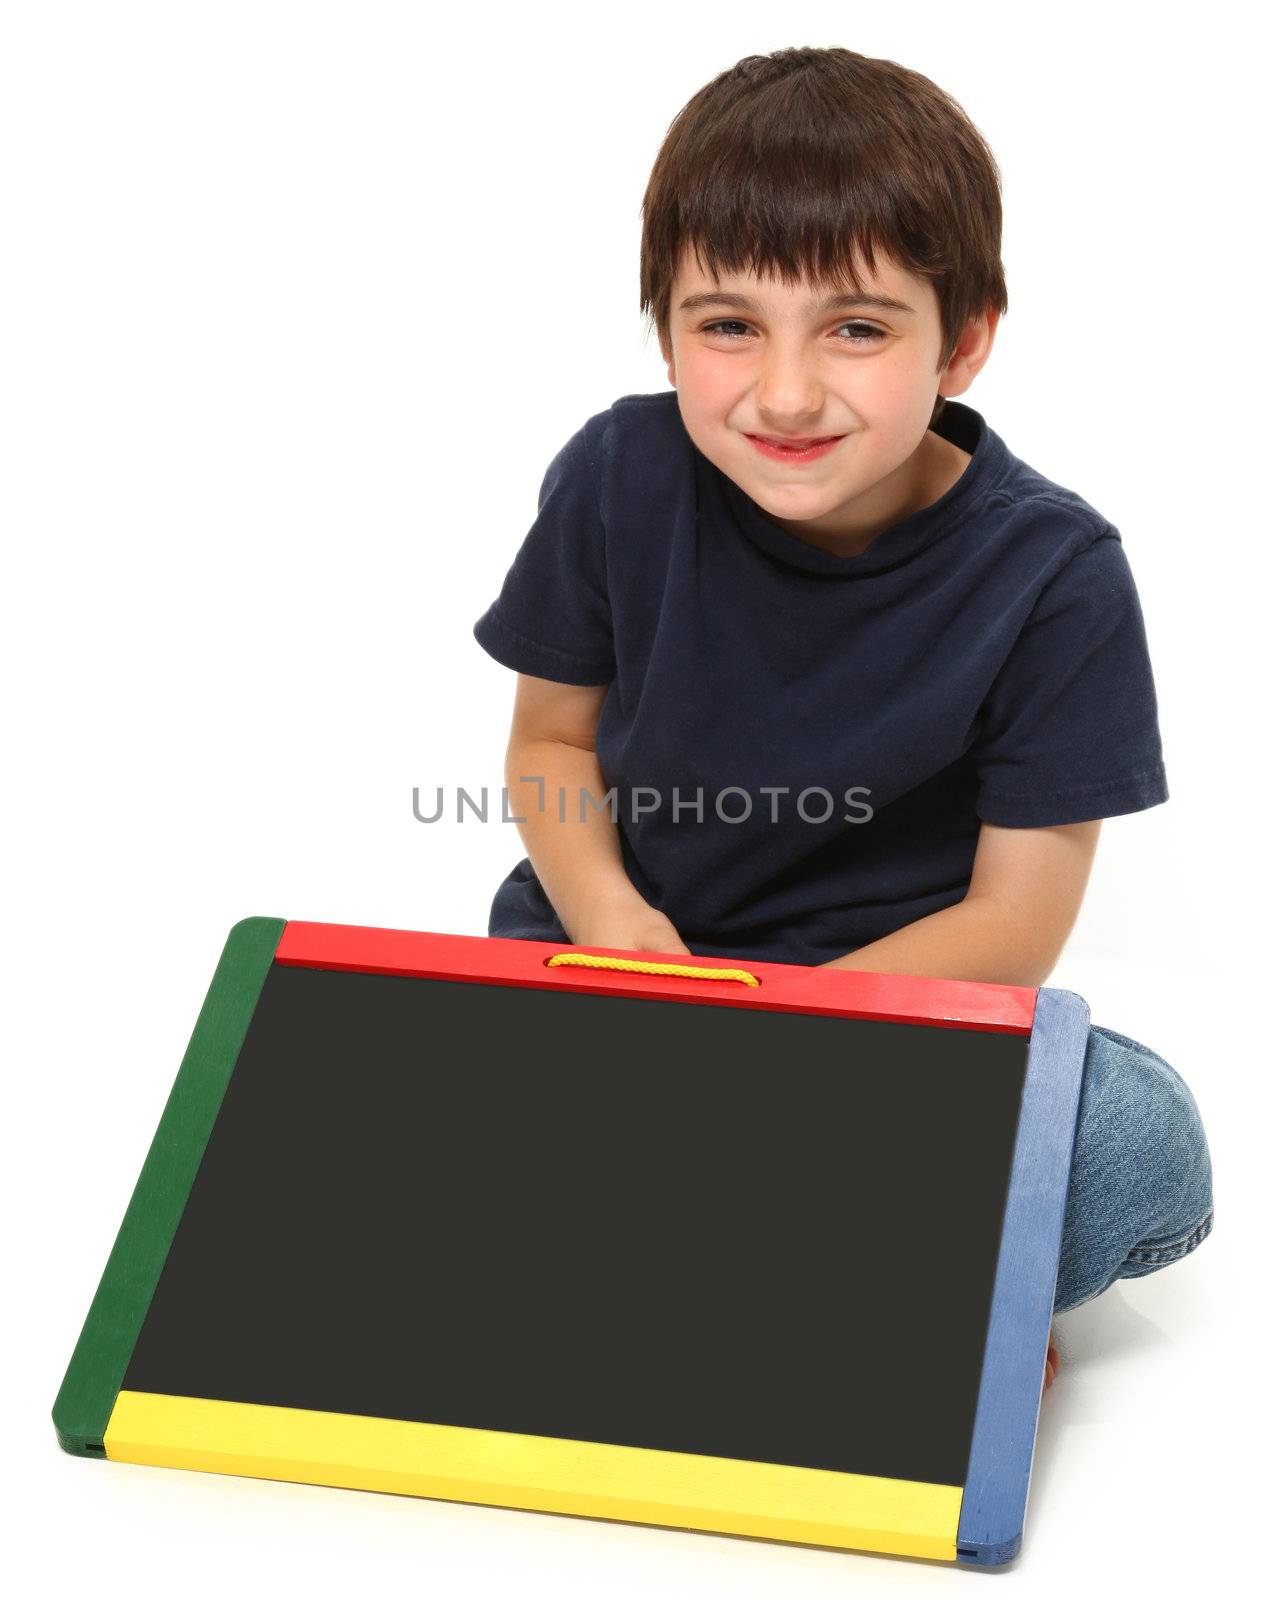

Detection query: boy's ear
(938, 308), (1000, 399)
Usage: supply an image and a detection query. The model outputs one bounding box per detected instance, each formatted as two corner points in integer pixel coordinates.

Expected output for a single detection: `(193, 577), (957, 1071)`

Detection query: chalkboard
(54, 918), (1090, 1568)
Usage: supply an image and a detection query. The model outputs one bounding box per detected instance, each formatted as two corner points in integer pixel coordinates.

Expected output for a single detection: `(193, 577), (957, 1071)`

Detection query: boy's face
(661, 244), (998, 556)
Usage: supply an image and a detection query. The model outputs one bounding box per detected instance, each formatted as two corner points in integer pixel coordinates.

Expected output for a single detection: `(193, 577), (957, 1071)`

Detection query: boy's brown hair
(639, 47), (1008, 418)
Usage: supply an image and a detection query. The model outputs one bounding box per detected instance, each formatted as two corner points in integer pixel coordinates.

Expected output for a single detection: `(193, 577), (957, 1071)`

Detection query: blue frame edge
(956, 987), (1091, 1567)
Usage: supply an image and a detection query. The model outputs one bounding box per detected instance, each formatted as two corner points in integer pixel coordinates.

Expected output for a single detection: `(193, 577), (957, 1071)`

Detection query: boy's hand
(566, 889), (692, 958)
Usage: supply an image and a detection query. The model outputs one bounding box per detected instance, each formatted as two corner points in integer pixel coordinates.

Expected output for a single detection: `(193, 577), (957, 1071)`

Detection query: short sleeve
(971, 529), (1170, 826)
(472, 412), (615, 685)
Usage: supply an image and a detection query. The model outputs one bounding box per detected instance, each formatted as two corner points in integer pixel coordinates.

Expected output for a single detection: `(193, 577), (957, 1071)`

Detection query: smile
(746, 434), (844, 464)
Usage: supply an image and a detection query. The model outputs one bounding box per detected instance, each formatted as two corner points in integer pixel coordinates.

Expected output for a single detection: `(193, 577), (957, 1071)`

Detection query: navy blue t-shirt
(472, 392), (1168, 967)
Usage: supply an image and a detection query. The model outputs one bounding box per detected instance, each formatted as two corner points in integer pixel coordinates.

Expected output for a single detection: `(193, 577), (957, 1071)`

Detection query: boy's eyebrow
(677, 290), (916, 316)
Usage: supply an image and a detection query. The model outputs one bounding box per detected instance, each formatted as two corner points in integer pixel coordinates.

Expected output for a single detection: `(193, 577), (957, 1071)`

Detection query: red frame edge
(274, 921), (1036, 1035)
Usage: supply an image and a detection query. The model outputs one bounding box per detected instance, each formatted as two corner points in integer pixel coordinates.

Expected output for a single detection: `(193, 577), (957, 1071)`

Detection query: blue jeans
(1054, 1024), (1215, 1314)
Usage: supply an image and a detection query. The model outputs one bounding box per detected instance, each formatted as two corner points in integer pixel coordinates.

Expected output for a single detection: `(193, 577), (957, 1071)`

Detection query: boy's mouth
(746, 433), (845, 463)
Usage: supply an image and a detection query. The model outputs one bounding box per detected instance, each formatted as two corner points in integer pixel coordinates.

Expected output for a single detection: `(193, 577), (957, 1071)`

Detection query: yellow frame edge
(105, 1390), (960, 1561)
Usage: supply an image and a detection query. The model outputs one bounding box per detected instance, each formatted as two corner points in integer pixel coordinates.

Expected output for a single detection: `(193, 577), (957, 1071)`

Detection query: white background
(5, 1), (1271, 1592)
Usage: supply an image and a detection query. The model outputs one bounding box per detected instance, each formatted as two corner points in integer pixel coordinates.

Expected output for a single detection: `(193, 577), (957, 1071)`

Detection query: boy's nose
(754, 353), (827, 422)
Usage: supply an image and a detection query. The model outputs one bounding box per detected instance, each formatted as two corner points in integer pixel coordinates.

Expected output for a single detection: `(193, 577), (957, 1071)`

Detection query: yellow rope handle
(545, 952), (761, 987)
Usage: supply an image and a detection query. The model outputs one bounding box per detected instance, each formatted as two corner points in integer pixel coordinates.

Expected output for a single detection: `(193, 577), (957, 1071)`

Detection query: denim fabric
(1054, 1024), (1215, 1313)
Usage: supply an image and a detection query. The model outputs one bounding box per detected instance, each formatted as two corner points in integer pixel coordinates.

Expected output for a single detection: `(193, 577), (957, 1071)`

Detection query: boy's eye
(700, 319), (884, 345)
(840, 322), (885, 344)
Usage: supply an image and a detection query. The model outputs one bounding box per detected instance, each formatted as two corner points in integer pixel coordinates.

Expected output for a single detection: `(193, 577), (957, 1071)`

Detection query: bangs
(640, 48), (1006, 369)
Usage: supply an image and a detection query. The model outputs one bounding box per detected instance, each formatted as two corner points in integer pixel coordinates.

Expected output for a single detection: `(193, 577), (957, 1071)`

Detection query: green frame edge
(52, 915), (287, 1456)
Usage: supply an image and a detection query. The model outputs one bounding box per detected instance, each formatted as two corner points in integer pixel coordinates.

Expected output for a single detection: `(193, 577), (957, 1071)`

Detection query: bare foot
(1043, 1326), (1061, 1392)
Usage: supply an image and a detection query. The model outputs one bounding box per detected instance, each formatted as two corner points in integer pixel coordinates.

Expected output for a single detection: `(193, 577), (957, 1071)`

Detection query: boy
(472, 47), (1213, 1391)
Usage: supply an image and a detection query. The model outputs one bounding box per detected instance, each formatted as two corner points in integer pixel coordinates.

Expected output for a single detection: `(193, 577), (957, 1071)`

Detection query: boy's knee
(1081, 1025), (1214, 1251)
(1054, 1028), (1215, 1313)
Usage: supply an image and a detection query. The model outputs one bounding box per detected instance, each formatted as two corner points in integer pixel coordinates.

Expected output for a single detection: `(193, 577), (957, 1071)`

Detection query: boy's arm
(818, 819), (1102, 986)
(504, 674), (634, 934)
(503, 673), (686, 951)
